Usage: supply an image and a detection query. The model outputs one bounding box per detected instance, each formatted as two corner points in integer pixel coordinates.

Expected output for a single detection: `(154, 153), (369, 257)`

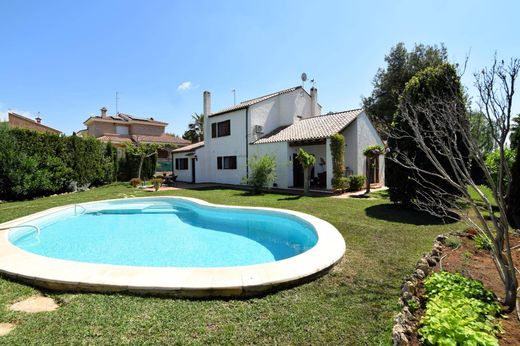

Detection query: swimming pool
(0, 197), (345, 297)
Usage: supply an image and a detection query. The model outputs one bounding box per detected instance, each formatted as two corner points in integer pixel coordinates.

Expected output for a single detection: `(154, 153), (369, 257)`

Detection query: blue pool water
(9, 198), (318, 267)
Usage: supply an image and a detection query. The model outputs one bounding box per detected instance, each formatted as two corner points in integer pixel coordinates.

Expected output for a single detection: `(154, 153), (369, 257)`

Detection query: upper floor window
(211, 120), (231, 138)
(116, 125), (129, 135)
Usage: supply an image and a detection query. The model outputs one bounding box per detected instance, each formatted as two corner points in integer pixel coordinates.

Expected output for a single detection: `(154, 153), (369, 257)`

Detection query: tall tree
(182, 113), (204, 143)
(469, 111), (496, 153)
(388, 63), (468, 211)
(506, 115), (520, 230)
(363, 42), (448, 137)
(389, 56), (520, 312)
(125, 138), (162, 180)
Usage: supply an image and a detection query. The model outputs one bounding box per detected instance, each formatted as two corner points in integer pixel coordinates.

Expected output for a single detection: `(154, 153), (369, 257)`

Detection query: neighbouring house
(79, 107), (190, 171)
(7, 112), (62, 134)
(172, 86), (384, 190)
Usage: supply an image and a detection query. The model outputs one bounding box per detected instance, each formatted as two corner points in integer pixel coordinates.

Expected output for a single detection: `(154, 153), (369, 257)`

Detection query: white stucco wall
(197, 109), (247, 185)
(172, 152), (194, 183)
(355, 112), (385, 183)
(249, 142), (290, 188)
(249, 88), (318, 143)
(342, 121), (358, 175)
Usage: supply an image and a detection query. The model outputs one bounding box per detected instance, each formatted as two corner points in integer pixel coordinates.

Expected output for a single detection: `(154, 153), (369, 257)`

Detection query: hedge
(0, 125), (118, 201)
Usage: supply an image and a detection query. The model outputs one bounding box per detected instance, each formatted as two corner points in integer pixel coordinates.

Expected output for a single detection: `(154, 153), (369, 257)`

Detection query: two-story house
(172, 86), (384, 190)
(7, 112), (61, 134)
(80, 107), (190, 171)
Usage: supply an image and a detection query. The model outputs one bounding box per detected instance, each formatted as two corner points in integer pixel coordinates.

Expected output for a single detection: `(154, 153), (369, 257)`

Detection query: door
(292, 153), (315, 187)
(293, 154), (304, 187)
(368, 156), (379, 184)
(191, 158), (196, 183)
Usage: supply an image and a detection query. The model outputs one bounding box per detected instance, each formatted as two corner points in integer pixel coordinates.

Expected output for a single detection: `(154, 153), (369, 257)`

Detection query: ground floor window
(217, 156), (237, 170)
(175, 158), (188, 170)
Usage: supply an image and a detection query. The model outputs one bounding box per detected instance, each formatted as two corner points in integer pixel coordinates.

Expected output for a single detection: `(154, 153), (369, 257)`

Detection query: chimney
(203, 91), (211, 117)
(35, 112), (42, 124)
(100, 107), (108, 118)
(203, 91), (211, 142)
(310, 87), (318, 117)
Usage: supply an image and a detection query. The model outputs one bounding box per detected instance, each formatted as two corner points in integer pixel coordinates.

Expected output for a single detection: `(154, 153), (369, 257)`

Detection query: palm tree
(183, 113), (204, 143)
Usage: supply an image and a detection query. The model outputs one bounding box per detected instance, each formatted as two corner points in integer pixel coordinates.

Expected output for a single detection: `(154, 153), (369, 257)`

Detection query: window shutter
(217, 157), (222, 169)
(212, 123), (217, 138)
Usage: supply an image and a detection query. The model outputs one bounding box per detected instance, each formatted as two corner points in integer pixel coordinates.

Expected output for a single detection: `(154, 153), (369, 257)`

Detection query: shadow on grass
(277, 195), (302, 201)
(364, 203), (458, 226)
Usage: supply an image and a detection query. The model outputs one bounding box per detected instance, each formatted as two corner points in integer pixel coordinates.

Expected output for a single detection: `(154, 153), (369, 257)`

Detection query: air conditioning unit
(254, 125), (264, 134)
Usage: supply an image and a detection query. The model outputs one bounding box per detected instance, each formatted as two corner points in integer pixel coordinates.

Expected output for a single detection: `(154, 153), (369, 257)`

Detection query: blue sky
(1, 0), (519, 135)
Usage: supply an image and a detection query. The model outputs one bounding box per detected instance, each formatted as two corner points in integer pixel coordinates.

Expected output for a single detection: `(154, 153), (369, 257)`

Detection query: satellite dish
(301, 73), (307, 82)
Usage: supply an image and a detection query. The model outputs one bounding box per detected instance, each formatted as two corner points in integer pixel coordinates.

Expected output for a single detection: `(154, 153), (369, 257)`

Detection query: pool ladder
(0, 224), (41, 235)
(74, 204), (87, 216)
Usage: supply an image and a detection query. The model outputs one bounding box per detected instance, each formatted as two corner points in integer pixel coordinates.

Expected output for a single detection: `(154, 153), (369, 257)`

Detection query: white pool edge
(0, 196), (346, 297)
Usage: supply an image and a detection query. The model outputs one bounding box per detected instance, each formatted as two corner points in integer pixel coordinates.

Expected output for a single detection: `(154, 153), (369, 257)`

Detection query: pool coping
(0, 196), (346, 297)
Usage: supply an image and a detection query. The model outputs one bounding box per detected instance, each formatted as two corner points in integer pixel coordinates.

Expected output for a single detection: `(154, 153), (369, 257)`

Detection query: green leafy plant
(363, 144), (385, 157)
(444, 236), (461, 249)
(130, 178), (141, 188)
(419, 272), (502, 346)
(474, 234), (493, 251)
(330, 134), (347, 192)
(244, 155), (277, 194)
(348, 175), (366, 191)
(296, 148), (316, 196)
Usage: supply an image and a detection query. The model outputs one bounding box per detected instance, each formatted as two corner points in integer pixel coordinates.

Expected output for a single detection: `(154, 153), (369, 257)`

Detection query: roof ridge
(239, 86), (301, 104)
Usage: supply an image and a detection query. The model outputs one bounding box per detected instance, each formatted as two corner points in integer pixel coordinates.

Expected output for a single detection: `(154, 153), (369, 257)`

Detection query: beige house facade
(80, 107), (190, 171)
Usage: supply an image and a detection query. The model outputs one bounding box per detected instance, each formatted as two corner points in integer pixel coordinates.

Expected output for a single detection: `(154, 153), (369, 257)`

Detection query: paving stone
(10, 296), (58, 313)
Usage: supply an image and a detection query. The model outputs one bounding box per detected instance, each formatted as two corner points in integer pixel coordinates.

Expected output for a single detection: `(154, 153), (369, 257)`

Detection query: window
(115, 126), (129, 135)
(211, 120), (231, 138)
(217, 156), (237, 170)
(175, 158), (188, 170)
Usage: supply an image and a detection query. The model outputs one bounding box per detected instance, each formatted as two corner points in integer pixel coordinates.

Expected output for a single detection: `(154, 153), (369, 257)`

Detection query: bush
(484, 148), (516, 188)
(130, 178), (142, 188)
(331, 177), (349, 193)
(0, 126), (118, 200)
(348, 175), (366, 191)
(245, 155), (277, 194)
(474, 234), (492, 251)
(419, 272), (502, 346)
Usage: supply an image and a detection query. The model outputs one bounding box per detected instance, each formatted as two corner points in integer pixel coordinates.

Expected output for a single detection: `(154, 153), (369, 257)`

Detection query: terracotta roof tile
(254, 109), (363, 144)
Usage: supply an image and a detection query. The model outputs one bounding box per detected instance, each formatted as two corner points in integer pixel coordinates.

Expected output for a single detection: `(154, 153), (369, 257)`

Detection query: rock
(425, 255), (437, 267)
(402, 281), (416, 296)
(415, 269), (425, 279)
(392, 324), (409, 346)
(416, 258), (430, 275)
(9, 296), (59, 313)
(66, 181), (78, 193)
(436, 235), (447, 242)
(0, 323), (15, 337)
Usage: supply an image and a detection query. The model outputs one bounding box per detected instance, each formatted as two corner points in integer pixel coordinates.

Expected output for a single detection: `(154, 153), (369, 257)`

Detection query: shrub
(0, 126), (117, 200)
(444, 236), (461, 249)
(419, 272), (502, 346)
(151, 178), (162, 191)
(484, 148), (516, 188)
(245, 155), (277, 194)
(331, 177), (349, 193)
(474, 234), (492, 251)
(363, 144), (385, 157)
(130, 178), (142, 188)
(348, 175), (366, 191)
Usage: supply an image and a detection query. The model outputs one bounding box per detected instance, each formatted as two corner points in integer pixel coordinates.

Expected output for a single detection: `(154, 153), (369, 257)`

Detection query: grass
(0, 183), (465, 345)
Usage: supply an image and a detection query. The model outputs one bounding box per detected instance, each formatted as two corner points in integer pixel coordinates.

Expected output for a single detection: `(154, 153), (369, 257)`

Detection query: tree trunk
(138, 156), (145, 180)
(365, 157), (371, 194)
(303, 167), (310, 196)
(497, 251), (519, 312)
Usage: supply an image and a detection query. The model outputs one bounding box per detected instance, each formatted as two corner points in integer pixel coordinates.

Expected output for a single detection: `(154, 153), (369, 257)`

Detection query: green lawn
(0, 184), (464, 345)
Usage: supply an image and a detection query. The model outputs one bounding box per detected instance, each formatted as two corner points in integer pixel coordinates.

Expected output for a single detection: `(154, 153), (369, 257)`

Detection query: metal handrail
(74, 204), (87, 216)
(0, 224), (41, 235)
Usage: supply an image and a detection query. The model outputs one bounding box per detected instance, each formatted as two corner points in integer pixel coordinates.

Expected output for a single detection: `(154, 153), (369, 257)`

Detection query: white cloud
(177, 81), (197, 91)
